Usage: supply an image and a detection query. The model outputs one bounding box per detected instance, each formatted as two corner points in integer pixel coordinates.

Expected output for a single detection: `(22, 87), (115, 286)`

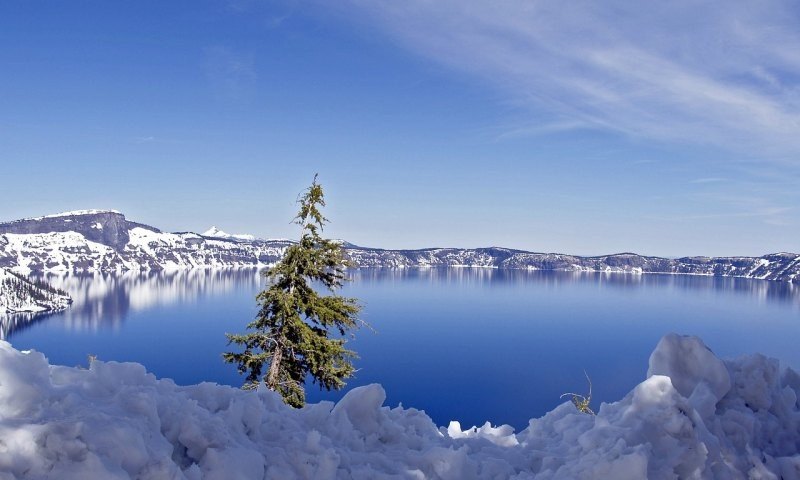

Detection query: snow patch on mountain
(0, 232), (123, 274)
(0, 334), (797, 478)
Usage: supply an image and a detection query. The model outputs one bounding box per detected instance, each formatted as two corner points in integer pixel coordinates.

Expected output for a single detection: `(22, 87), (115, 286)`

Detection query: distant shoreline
(1, 210), (797, 283)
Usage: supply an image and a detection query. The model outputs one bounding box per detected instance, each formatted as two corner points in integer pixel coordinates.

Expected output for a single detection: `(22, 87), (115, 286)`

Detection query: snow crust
(0, 334), (798, 479)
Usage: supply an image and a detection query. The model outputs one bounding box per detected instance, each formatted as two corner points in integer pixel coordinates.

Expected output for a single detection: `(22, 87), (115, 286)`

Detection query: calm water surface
(3, 268), (800, 429)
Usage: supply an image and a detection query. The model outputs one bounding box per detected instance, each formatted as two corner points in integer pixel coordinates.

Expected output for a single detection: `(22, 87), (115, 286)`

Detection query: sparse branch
(561, 370), (595, 415)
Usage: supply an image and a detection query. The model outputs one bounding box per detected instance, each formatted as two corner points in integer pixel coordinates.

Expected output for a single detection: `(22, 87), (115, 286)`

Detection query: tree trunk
(266, 346), (282, 390)
(266, 282), (293, 390)
(267, 272), (293, 391)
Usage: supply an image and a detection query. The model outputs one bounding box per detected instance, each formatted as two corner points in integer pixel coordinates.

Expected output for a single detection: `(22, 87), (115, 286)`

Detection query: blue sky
(1, 1), (798, 256)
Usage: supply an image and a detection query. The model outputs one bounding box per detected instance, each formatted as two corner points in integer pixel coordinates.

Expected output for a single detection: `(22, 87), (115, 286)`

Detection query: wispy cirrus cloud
(333, 0), (800, 157)
(689, 177), (728, 184)
(661, 190), (795, 226)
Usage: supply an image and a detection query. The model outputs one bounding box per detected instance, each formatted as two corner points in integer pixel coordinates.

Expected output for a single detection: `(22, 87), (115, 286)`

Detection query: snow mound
(0, 335), (798, 479)
(648, 333), (732, 417)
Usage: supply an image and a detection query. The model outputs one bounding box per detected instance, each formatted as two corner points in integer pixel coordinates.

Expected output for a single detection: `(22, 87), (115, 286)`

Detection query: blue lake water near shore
(3, 268), (799, 430)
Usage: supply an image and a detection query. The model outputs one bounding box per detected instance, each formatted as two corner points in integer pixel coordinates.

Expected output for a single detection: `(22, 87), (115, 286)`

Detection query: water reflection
(3, 267), (799, 429)
(7, 269), (264, 336)
(351, 268), (800, 308)
(0, 311), (60, 340)
(2, 268), (798, 341)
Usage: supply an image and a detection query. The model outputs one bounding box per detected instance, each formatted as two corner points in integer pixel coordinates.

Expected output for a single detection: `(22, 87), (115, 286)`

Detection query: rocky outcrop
(0, 210), (148, 251)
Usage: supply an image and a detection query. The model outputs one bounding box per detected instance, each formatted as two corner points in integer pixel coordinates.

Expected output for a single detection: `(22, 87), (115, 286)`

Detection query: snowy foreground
(1, 335), (798, 479)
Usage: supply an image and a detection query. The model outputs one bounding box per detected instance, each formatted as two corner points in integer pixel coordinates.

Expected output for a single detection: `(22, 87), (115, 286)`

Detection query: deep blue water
(3, 268), (800, 430)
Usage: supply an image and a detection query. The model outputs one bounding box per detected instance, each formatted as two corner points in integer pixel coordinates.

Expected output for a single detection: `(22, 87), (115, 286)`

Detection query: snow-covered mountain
(202, 226), (256, 241)
(0, 267), (72, 315)
(0, 210), (798, 282)
(0, 210), (290, 273)
(347, 248), (800, 282)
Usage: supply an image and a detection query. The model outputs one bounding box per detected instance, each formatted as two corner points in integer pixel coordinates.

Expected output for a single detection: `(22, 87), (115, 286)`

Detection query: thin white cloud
(649, 208), (792, 222)
(494, 120), (591, 139)
(689, 178), (728, 184)
(333, 0), (800, 157)
(685, 191), (793, 225)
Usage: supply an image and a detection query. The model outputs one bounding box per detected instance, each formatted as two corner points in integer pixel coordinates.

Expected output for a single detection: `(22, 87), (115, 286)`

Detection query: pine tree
(223, 176), (361, 407)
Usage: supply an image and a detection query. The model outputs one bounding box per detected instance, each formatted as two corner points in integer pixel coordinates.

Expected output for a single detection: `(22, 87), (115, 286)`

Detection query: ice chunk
(647, 333), (731, 403)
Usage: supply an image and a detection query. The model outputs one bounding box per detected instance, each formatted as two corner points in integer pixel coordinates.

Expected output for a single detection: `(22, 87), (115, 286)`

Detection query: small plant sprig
(561, 370), (595, 415)
(77, 354), (97, 370)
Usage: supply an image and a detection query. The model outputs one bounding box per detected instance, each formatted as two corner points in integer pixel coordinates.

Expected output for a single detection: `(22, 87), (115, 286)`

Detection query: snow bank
(0, 334), (798, 479)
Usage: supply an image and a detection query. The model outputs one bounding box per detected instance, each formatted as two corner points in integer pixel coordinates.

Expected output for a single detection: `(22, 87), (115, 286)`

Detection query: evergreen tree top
(294, 174), (328, 237)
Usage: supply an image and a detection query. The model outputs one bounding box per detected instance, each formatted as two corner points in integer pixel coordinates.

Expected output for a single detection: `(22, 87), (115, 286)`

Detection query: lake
(3, 268), (799, 430)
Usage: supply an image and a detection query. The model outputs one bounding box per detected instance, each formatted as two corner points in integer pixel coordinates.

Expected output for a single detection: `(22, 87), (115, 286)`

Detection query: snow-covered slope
(347, 248), (800, 282)
(0, 211), (290, 273)
(0, 334), (797, 478)
(1, 210), (798, 282)
(0, 267), (71, 315)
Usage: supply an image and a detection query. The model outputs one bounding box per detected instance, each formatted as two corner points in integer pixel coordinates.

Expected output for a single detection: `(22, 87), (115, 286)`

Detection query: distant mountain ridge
(0, 210), (797, 282)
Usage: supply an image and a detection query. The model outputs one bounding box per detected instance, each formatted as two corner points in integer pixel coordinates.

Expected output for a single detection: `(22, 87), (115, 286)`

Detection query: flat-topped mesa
(0, 210), (158, 251)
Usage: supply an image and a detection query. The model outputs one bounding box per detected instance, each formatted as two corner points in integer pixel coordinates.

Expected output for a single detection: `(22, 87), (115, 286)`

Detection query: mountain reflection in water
(3, 268), (797, 340)
(2, 269), (262, 339)
(3, 267), (799, 429)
